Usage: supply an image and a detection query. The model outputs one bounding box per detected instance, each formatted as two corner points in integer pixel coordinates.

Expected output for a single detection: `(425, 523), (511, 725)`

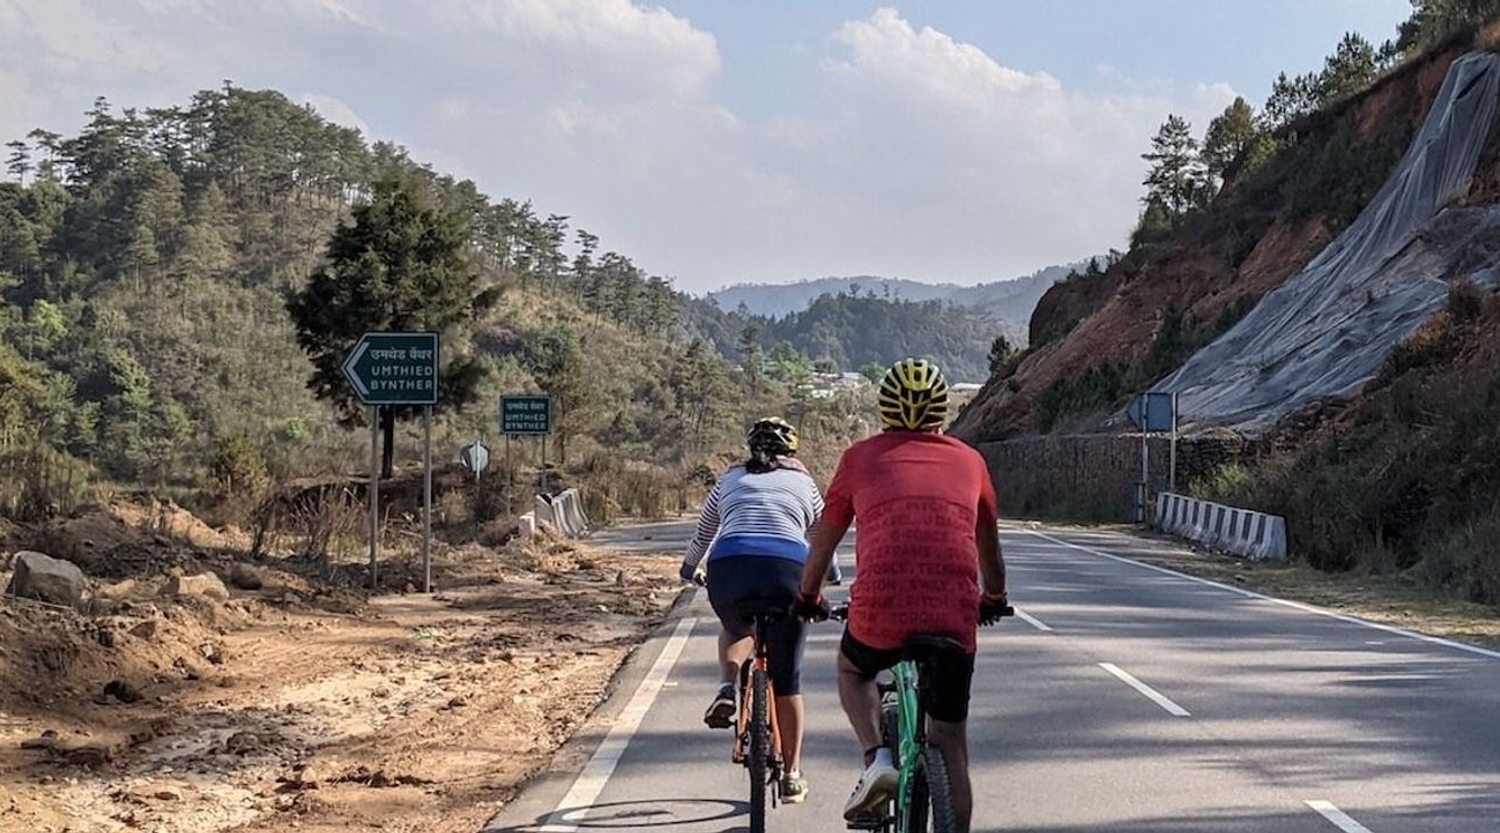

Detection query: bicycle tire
(748, 667), (770, 833)
(901, 748), (958, 833)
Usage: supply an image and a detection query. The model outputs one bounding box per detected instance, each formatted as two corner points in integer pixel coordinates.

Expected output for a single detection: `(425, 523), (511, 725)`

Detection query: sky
(0, 1), (1413, 294)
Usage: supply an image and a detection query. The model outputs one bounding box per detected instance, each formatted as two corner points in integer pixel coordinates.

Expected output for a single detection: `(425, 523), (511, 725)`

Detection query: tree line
(1133, 0), (1496, 243)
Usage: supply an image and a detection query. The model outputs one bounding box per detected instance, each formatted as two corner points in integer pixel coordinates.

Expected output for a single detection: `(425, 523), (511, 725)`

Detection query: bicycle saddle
(901, 634), (967, 662)
(734, 595), (791, 620)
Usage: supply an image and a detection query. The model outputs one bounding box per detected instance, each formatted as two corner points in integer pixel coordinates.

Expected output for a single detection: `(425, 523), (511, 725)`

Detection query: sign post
(1127, 391), (1177, 525)
(459, 440), (490, 481)
(343, 332), (440, 590)
(368, 406), (379, 587)
(501, 395), (552, 495)
(422, 405), (432, 593)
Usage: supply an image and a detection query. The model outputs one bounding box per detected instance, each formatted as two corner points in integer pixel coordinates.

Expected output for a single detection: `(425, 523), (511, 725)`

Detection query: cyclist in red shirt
(795, 358), (1008, 833)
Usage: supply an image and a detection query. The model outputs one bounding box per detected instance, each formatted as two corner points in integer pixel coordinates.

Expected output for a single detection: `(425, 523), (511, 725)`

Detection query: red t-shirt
(822, 431), (997, 653)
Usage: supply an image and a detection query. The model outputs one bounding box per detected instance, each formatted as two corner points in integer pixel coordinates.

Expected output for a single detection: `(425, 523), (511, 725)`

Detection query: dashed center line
(1098, 663), (1191, 717)
(1306, 800), (1374, 832)
(1014, 608), (1053, 632)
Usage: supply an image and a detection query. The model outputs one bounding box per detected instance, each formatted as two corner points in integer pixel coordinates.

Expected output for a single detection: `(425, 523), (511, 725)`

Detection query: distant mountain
(706, 261), (1098, 337)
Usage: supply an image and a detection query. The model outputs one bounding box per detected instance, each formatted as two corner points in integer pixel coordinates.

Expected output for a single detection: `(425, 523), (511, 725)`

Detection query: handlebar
(827, 602), (1012, 625)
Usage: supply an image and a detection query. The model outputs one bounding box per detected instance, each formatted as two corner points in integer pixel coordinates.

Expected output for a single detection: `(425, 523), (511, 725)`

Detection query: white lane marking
(1021, 529), (1500, 662)
(539, 616), (698, 833)
(1098, 662), (1191, 717)
(1306, 800), (1374, 832)
(1014, 608), (1053, 632)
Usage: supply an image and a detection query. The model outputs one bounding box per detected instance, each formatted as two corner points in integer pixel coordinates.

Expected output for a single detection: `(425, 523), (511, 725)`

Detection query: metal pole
(422, 406), (432, 593)
(1140, 428), (1150, 525)
(369, 405), (379, 589)
(539, 433), (547, 496)
(1169, 392), (1179, 495)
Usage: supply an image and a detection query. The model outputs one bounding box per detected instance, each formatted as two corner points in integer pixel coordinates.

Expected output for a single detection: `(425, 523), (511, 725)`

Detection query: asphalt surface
(485, 522), (1500, 833)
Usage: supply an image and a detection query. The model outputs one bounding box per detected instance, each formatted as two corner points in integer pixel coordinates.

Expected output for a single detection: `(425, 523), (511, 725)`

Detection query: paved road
(485, 523), (1500, 833)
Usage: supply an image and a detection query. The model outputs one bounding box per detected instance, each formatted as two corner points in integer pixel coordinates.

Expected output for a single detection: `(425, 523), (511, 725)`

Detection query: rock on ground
(165, 573), (229, 601)
(228, 563), (263, 591)
(5, 551), (87, 609)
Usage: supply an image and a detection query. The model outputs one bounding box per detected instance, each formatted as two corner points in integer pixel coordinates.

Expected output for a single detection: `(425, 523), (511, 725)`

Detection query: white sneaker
(842, 757), (898, 819)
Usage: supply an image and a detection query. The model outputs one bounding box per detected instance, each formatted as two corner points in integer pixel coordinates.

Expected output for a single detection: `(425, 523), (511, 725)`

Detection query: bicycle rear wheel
(900, 748), (957, 833)
(748, 667), (770, 833)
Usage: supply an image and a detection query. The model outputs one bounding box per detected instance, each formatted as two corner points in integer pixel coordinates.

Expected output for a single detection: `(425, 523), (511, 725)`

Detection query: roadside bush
(1413, 502), (1500, 604)
(0, 446), (89, 522)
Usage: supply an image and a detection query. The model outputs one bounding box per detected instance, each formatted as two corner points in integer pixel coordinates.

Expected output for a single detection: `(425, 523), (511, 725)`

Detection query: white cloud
(0, 2), (1238, 291)
(300, 92), (368, 134)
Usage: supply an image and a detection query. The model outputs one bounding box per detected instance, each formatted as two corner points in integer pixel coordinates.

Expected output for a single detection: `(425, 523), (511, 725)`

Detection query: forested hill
(707, 262), (1091, 334)
(677, 290), (1004, 383)
(0, 84), (795, 513)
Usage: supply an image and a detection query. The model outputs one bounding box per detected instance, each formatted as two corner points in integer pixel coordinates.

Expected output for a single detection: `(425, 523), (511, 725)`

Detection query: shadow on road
(487, 797), (750, 833)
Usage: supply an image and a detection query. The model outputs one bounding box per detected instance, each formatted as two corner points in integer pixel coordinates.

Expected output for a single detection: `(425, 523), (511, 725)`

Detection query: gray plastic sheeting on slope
(1155, 52), (1500, 435)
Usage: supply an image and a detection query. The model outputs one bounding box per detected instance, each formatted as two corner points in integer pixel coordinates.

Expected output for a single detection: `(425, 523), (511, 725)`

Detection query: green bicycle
(830, 602), (1012, 833)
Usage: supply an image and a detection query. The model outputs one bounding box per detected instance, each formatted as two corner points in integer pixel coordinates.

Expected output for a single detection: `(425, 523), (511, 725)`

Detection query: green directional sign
(501, 395), (551, 435)
(342, 332), (440, 405)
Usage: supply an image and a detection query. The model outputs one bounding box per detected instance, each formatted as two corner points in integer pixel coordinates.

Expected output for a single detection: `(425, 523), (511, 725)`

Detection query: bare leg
(719, 629), (752, 684)
(775, 694), (804, 772)
(837, 652), (882, 754)
(928, 719), (972, 833)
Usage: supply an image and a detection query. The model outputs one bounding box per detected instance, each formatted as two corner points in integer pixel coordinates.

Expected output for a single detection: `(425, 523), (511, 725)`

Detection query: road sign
(1127, 391), (1175, 433)
(459, 441), (490, 475)
(342, 332), (439, 406)
(502, 395), (552, 435)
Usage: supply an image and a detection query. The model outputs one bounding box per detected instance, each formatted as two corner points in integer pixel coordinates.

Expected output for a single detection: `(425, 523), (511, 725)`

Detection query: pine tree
(1319, 32), (1379, 102)
(5, 140), (30, 185)
(1201, 97), (1261, 184)
(1141, 115), (1209, 218)
(286, 174), (499, 477)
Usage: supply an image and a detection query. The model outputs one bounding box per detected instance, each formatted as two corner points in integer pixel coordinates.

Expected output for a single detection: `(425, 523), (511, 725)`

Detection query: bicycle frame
(732, 617), (784, 775)
(889, 659), (924, 833)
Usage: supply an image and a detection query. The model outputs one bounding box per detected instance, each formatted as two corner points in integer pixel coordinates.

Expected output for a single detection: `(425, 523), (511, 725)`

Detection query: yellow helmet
(878, 358), (949, 430)
(747, 416), (799, 454)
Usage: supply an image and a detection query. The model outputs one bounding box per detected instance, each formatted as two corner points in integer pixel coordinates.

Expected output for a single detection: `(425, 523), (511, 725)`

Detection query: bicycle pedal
(845, 814), (888, 831)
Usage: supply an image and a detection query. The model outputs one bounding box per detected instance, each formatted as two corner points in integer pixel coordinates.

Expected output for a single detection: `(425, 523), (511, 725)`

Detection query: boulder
(166, 573), (229, 601)
(4, 552), (86, 609)
(228, 564), (263, 591)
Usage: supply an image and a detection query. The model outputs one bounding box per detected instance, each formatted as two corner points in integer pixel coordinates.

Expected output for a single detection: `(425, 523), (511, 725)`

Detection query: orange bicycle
(729, 595), (790, 833)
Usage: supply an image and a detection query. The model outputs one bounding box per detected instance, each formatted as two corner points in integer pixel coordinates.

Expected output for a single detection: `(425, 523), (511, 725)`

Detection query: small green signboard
(342, 332), (440, 405)
(501, 395), (552, 435)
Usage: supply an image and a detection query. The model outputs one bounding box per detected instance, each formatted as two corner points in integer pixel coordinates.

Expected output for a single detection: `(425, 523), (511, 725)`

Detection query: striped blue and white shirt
(684, 462), (824, 567)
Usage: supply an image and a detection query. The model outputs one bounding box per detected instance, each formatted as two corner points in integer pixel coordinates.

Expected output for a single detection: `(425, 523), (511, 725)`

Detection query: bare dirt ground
(1051, 523), (1500, 651)
(0, 501), (680, 833)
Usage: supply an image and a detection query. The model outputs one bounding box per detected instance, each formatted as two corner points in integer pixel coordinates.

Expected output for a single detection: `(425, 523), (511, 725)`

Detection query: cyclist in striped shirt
(680, 416), (824, 803)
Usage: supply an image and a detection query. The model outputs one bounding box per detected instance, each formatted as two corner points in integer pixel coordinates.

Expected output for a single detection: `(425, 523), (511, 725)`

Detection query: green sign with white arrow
(342, 332), (440, 405)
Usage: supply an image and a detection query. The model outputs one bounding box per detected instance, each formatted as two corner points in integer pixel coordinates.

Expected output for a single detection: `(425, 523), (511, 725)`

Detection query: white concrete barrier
(517, 512), (537, 538)
(532, 489), (591, 539)
(1154, 492), (1287, 561)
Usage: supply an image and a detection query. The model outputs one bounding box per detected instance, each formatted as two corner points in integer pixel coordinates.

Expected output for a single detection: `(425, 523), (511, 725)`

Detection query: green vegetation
(0, 84), (871, 529)
(680, 287), (1003, 383)
(1193, 285), (1500, 603)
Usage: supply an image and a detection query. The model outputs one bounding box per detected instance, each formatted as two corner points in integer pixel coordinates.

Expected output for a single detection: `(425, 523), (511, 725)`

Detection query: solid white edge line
(1098, 662), (1191, 717)
(1014, 608), (1053, 632)
(1305, 800), (1375, 832)
(538, 615), (698, 833)
(1020, 529), (1500, 662)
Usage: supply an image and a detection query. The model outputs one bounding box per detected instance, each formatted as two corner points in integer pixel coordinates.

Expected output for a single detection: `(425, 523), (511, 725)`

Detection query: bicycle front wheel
(748, 667), (770, 833)
(900, 748), (957, 833)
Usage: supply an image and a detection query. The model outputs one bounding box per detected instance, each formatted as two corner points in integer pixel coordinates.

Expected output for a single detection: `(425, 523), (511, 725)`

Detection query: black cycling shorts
(840, 629), (976, 724)
(706, 556), (807, 696)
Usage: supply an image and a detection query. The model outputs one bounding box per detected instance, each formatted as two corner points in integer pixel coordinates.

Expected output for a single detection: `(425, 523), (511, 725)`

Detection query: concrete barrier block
(1154, 492), (1287, 562)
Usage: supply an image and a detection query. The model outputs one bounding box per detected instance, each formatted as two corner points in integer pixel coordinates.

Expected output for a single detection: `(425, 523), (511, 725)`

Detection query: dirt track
(0, 515), (680, 833)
